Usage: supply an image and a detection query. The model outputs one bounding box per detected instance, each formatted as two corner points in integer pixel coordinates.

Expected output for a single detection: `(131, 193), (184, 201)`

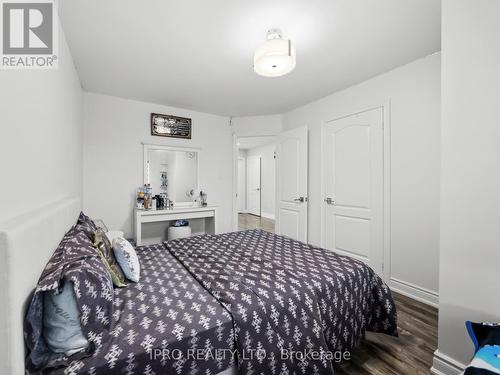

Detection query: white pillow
(106, 230), (124, 243)
(43, 281), (89, 356)
(112, 237), (140, 282)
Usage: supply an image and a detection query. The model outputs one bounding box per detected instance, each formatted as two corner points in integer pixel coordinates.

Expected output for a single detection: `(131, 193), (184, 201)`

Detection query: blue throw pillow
(43, 280), (89, 356)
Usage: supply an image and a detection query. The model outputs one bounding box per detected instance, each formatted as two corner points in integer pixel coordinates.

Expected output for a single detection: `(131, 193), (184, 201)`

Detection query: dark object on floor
(464, 322), (500, 374)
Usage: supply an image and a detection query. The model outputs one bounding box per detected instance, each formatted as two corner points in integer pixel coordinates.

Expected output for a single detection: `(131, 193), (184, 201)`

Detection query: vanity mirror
(143, 144), (199, 206)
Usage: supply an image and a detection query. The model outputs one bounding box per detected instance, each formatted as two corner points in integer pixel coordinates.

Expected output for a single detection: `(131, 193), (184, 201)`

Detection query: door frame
(237, 156), (247, 213)
(232, 134), (277, 231)
(320, 102), (391, 282)
(246, 155), (262, 217)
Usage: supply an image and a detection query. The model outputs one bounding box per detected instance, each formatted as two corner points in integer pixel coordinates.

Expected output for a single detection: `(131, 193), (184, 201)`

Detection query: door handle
(324, 197), (335, 205)
(293, 197), (308, 203)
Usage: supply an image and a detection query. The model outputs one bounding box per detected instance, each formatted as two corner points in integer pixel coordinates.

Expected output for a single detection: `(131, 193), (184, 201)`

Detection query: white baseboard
(390, 277), (439, 308)
(431, 350), (466, 375)
(261, 212), (275, 220)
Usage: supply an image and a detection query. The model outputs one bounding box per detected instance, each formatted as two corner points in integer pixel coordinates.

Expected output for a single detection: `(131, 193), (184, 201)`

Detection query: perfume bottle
(200, 191), (208, 207)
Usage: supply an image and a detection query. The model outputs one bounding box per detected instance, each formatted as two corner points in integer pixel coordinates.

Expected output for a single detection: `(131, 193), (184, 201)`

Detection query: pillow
(43, 280), (89, 356)
(106, 230), (124, 243)
(93, 228), (127, 287)
(25, 226), (115, 373)
(465, 322), (500, 375)
(76, 211), (97, 240)
(112, 237), (140, 282)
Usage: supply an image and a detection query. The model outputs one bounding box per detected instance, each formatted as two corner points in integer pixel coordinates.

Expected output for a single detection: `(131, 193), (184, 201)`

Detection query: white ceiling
(59, 0), (441, 116)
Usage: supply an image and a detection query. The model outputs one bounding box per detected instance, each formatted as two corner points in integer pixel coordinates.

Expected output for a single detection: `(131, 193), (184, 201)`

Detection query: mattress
(166, 229), (398, 375)
(44, 230), (397, 375)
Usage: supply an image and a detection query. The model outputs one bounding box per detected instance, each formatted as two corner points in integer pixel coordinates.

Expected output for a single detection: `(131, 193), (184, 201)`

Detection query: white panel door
(237, 157), (246, 212)
(323, 108), (384, 275)
(276, 127), (308, 241)
(246, 155), (261, 216)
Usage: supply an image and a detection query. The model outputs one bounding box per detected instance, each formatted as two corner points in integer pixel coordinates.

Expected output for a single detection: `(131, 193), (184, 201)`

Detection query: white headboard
(0, 197), (81, 375)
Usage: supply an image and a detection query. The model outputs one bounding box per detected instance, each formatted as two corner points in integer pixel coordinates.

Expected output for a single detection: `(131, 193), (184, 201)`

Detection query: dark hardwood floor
(238, 213), (275, 232)
(335, 292), (438, 375)
(238, 213), (438, 374)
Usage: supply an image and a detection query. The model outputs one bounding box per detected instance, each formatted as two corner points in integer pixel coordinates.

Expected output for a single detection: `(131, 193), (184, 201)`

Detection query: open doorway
(235, 136), (276, 233)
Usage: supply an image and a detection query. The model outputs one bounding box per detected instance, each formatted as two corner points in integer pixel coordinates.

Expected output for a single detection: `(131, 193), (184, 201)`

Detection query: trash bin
(168, 225), (191, 240)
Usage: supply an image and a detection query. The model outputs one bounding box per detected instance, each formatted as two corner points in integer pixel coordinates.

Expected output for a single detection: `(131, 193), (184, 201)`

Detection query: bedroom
(0, 0), (499, 374)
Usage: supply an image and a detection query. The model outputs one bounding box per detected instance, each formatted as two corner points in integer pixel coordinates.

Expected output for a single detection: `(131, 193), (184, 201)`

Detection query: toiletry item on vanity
(200, 191), (208, 207)
(154, 193), (169, 210)
(154, 195), (162, 210)
(166, 197), (173, 209)
(136, 184), (153, 210)
(136, 187), (145, 209)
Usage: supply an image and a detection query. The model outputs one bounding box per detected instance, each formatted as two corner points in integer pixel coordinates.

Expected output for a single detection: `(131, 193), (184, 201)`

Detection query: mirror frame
(142, 143), (200, 205)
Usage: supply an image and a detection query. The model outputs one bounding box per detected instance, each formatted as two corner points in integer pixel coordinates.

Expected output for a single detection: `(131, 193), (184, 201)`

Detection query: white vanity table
(134, 205), (218, 246)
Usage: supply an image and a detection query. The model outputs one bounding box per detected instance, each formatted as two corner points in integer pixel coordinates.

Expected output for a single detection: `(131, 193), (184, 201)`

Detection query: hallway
(238, 213), (275, 233)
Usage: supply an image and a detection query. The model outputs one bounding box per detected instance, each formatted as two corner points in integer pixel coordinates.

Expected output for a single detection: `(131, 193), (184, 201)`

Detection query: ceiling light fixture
(254, 28), (296, 78)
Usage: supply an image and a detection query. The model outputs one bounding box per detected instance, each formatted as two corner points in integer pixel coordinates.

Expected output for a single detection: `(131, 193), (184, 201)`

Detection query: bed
(166, 230), (398, 374)
(0, 198), (398, 375)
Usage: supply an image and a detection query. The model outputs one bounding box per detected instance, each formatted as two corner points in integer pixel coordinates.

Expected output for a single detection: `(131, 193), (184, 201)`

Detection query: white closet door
(246, 155), (261, 216)
(275, 126), (308, 241)
(323, 108), (384, 275)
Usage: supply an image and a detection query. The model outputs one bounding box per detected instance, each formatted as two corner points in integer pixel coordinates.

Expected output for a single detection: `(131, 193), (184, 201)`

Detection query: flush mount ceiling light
(254, 28), (296, 78)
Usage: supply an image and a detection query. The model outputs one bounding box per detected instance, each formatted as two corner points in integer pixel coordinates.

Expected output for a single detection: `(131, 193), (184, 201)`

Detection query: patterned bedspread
(166, 230), (398, 375)
(48, 243), (235, 375)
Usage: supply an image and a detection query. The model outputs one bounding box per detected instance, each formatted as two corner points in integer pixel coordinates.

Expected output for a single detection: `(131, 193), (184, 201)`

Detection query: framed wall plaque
(151, 113), (192, 139)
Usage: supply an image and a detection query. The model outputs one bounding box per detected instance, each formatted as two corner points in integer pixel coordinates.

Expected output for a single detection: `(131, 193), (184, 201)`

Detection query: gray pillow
(94, 228), (127, 287)
(43, 280), (89, 356)
(112, 237), (141, 282)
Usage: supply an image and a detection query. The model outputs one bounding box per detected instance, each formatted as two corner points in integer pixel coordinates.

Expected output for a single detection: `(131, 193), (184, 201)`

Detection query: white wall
(232, 114), (283, 136)
(0, 24), (83, 224)
(433, 0), (500, 372)
(83, 93), (233, 238)
(247, 143), (276, 219)
(282, 54), (441, 303)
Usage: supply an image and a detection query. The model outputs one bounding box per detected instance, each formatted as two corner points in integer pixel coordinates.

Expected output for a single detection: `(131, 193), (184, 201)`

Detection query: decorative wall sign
(151, 113), (192, 139)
